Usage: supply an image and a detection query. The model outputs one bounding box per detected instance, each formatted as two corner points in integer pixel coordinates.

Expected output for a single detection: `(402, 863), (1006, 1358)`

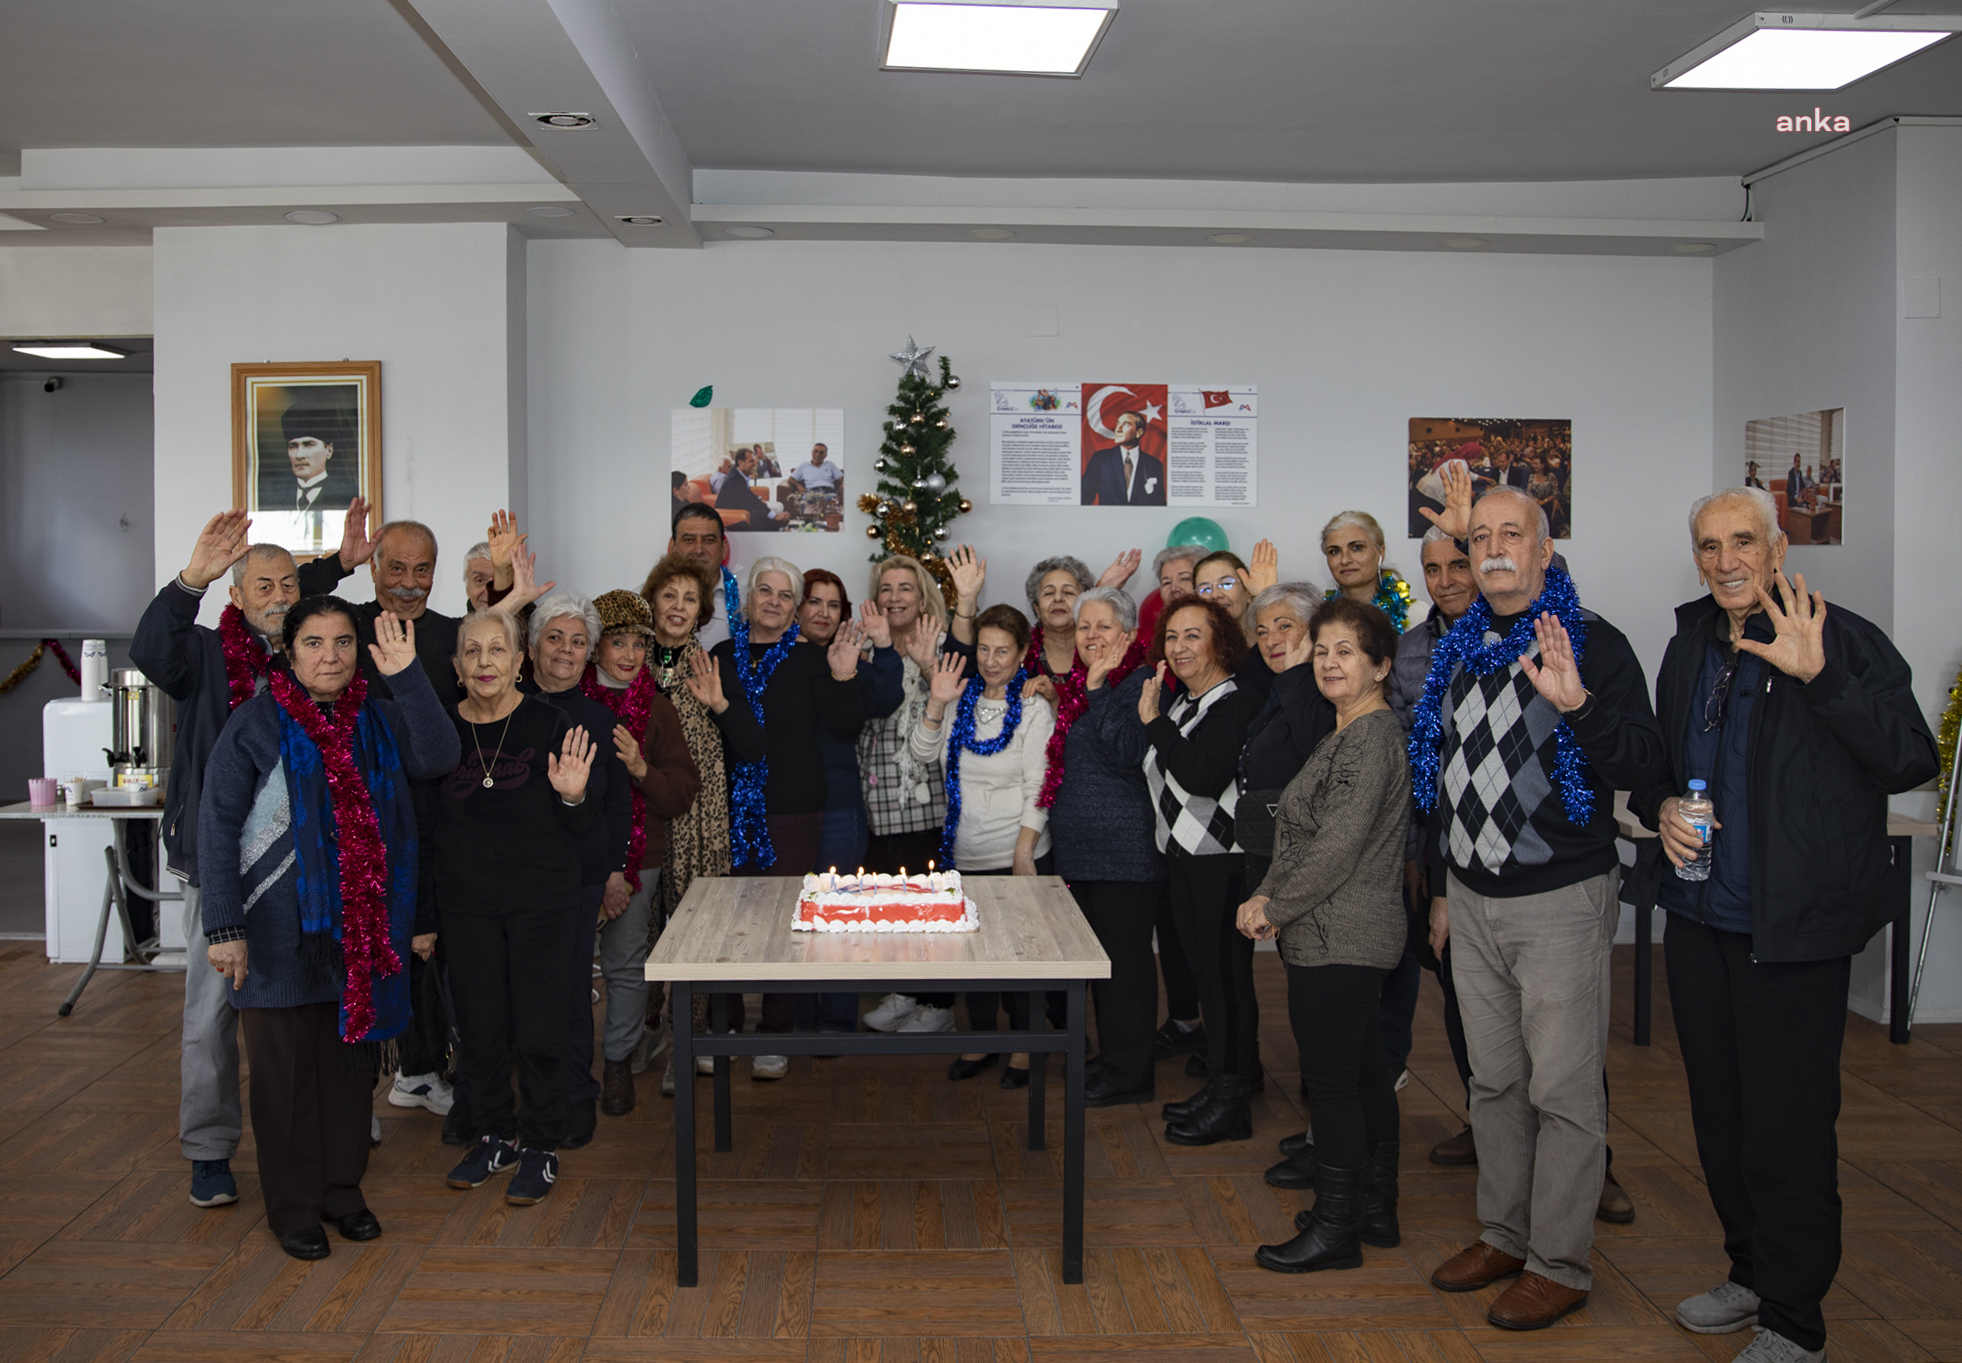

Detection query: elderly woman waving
(199, 597), (460, 1262)
(437, 609), (599, 1206)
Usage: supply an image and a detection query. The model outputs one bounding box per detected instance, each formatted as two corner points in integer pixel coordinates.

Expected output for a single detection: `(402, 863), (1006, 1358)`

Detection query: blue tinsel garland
(938, 668), (1028, 869)
(727, 599), (799, 870)
(1407, 563), (1594, 826)
(1325, 570), (1414, 634)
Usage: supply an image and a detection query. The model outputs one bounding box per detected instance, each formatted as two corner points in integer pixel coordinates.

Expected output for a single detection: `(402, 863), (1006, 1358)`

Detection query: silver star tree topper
(888, 335), (936, 380)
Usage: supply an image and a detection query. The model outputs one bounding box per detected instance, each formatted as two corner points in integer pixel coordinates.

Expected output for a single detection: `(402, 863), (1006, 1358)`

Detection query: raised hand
(684, 647), (729, 713)
(486, 509), (520, 586)
(901, 624), (940, 674)
(858, 598), (893, 650)
(613, 723), (648, 780)
(495, 541), (554, 616)
(1419, 460), (1474, 541)
(948, 544), (986, 607)
(1281, 623), (1314, 674)
(1138, 661), (1167, 723)
(368, 612), (419, 676)
(1083, 637), (1131, 692)
(336, 496), (375, 570)
(1246, 539), (1280, 595)
(549, 723), (595, 802)
(928, 650), (968, 707)
(183, 509), (253, 590)
(1734, 571), (1827, 683)
(1097, 549), (1142, 590)
(1518, 612), (1587, 713)
(827, 619), (864, 679)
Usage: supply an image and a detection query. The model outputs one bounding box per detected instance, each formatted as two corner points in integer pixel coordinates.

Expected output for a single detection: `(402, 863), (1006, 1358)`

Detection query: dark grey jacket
(1050, 667), (1165, 883)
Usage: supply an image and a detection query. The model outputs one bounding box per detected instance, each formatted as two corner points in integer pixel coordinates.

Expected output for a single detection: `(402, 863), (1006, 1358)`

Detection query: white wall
(151, 223), (527, 618)
(0, 246), (154, 338)
(526, 238), (1714, 682)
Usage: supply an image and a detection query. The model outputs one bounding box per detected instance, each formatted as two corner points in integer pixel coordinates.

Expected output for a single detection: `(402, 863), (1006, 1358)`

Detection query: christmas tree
(858, 339), (971, 607)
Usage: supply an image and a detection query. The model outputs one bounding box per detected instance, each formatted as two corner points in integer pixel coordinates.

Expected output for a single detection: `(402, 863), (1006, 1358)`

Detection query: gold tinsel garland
(1938, 662), (1962, 859)
(0, 642), (50, 696)
(857, 493), (958, 609)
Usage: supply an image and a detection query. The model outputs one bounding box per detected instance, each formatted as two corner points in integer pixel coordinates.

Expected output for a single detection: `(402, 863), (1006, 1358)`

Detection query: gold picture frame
(231, 361), (382, 558)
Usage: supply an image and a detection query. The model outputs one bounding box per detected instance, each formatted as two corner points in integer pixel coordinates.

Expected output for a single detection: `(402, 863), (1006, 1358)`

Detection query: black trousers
(240, 1001), (377, 1235)
(1073, 879), (1163, 1092)
(1433, 941), (1475, 1098)
(1165, 850), (1256, 1079)
(567, 884), (602, 1108)
(727, 811), (825, 1033)
(1155, 881), (1201, 1021)
(1666, 914), (1851, 1353)
(446, 903), (575, 1148)
(863, 827), (955, 1009)
(1286, 962), (1398, 1170)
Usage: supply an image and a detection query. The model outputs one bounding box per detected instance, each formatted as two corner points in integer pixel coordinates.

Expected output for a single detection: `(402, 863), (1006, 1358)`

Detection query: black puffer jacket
(1633, 594), (1937, 962)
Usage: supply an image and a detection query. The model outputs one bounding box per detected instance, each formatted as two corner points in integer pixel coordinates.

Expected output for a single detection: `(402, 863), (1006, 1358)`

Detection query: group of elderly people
(143, 475), (1934, 1363)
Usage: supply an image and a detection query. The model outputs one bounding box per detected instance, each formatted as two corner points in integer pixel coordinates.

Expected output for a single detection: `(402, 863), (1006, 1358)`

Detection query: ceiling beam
(400, 0), (699, 248)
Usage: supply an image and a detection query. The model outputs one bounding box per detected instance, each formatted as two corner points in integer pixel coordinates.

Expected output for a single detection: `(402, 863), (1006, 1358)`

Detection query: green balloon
(1168, 517), (1228, 554)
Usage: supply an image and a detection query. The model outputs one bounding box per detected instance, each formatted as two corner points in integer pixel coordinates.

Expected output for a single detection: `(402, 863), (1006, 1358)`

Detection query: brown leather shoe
(1486, 1271), (1588, 1330)
(1429, 1124), (1478, 1167)
(1429, 1241), (1526, 1292)
(1596, 1170), (1635, 1224)
(601, 1057), (636, 1116)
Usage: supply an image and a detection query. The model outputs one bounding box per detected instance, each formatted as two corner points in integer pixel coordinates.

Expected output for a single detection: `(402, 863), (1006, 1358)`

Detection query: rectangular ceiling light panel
(11, 343), (127, 359)
(884, 0), (1118, 77)
(1654, 11), (1959, 90)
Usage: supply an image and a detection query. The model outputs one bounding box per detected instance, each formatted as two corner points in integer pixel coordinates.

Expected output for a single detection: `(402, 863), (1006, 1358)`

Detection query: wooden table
(1613, 792), (1937, 1045)
(646, 874), (1111, 1287)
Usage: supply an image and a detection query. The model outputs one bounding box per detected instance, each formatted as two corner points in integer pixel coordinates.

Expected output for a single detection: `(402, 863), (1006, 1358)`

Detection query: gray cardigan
(1256, 708), (1411, 971)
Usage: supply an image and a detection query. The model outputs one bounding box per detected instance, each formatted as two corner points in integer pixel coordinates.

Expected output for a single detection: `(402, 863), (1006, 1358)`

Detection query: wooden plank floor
(3, 939), (1960, 1362)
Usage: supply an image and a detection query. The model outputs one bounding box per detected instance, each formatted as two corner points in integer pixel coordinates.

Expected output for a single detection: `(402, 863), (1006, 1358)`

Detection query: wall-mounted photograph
(1745, 407), (1843, 546)
(671, 407), (846, 532)
(231, 361), (381, 558)
(1408, 416), (1572, 539)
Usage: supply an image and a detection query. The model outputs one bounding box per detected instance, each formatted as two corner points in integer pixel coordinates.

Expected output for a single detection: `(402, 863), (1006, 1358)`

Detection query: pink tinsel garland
(1025, 630), (1150, 809)
(219, 604), (274, 711)
(580, 661), (656, 891)
(268, 668), (399, 1041)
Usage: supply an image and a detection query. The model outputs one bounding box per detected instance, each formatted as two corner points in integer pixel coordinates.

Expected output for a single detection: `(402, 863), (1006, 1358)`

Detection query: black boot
(1165, 1073), (1253, 1146)
(1160, 1078), (1215, 1123)
(1257, 1164), (1365, 1273)
(1360, 1140), (1401, 1248)
(1265, 1145), (1315, 1189)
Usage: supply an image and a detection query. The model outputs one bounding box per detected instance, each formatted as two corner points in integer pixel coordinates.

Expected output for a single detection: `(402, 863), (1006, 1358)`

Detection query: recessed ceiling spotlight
(1653, 11), (1959, 90)
(616, 215), (664, 226)
(883, 0), (1119, 77)
(969, 227), (1017, 240)
(1207, 232), (1253, 244)
(285, 210), (339, 225)
(1441, 237), (1488, 250)
(724, 226), (775, 239)
(12, 342), (127, 360)
(1670, 242), (1719, 254)
(531, 112), (598, 129)
(528, 206), (576, 218)
(49, 212), (106, 225)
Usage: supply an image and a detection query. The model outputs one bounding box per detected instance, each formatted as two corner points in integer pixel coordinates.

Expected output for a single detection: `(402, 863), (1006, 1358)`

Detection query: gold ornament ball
(958, 497), (973, 514)
(934, 418), (948, 429)
(899, 442), (915, 455)
(910, 411), (925, 425)
(902, 499), (918, 515)
(865, 524), (882, 539)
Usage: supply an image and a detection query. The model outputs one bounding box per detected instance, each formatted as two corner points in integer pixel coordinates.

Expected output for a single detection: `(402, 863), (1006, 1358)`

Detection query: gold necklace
(471, 702), (518, 788)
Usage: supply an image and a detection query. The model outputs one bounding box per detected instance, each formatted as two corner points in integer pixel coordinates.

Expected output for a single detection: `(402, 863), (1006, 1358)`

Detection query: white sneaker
(370, 1114), (382, 1146)
(897, 1004), (955, 1033)
(752, 1054), (789, 1080)
(1676, 1280), (1762, 1335)
(389, 1071), (456, 1114)
(1731, 1327), (1826, 1362)
(863, 993), (919, 1031)
(1394, 1068), (1410, 1092)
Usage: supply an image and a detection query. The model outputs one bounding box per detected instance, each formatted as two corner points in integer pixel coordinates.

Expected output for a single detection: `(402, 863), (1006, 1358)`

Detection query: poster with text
(672, 407), (846, 532)
(990, 382), (1257, 507)
(1407, 417), (1572, 539)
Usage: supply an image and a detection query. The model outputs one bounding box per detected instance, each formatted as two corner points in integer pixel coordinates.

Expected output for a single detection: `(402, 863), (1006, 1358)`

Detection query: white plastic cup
(80, 639), (108, 698)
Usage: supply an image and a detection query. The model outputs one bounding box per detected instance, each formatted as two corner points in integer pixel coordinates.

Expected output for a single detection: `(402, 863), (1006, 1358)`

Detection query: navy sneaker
(190, 1159), (238, 1207)
(505, 1147), (558, 1206)
(446, 1135), (518, 1189)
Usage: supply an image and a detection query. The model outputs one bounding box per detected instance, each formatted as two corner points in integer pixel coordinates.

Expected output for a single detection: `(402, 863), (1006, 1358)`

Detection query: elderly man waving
(1413, 486), (1663, 1330)
(1636, 487), (1934, 1363)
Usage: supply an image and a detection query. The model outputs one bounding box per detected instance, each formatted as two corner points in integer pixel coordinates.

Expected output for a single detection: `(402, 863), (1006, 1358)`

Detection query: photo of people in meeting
(671, 407), (846, 532)
(1745, 407), (1843, 546)
(1408, 417), (1572, 538)
(1080, 383), (1169, 506)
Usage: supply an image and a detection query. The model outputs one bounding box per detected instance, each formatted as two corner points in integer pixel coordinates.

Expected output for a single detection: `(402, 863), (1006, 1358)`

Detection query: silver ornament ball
(933, 526), (950, 542)
(922, 472), (948, 496)
(945, 375), (962, 390)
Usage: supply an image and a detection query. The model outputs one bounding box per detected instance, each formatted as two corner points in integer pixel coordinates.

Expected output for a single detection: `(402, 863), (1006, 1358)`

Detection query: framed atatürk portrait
(231, 361), (382, 557)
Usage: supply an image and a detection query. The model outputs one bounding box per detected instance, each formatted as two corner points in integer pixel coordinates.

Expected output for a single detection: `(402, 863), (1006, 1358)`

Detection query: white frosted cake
(794, 869), (977, 933)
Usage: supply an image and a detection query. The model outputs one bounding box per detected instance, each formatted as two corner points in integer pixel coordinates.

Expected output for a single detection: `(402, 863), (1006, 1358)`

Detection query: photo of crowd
(1745, 407), (1843, 546)
(1408, 417), (1572, 539)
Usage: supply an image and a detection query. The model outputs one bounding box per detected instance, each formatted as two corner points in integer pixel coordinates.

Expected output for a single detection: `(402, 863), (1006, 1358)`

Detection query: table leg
(673, 982), (698, 1287)
(1026, 990), (1046, 1152)
(1890, 835), (1911, 1045)
(710, 992), (733, 1151)
(1633, 897), (1652, 1047)
(1063, 978), (1086, 1285)
(57, 849), (121, 1018)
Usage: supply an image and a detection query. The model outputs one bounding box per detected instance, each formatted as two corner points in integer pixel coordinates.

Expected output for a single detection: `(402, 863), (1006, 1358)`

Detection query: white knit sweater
(909, 693), (1056, 870)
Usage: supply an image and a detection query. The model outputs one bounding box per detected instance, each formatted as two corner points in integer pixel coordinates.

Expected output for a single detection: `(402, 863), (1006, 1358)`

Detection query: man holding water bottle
(1640, 486), (1936, 1363)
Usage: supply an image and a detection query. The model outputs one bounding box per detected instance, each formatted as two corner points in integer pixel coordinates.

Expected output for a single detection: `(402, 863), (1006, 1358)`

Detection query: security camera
(44, 376), (63, 392)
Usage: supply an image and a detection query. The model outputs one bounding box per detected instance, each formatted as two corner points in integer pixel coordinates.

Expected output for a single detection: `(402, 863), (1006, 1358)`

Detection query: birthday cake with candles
(794, 868), (977, 933)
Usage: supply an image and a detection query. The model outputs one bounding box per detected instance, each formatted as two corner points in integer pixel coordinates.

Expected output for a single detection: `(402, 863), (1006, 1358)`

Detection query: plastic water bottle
(1676, 779), (1714, 882)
